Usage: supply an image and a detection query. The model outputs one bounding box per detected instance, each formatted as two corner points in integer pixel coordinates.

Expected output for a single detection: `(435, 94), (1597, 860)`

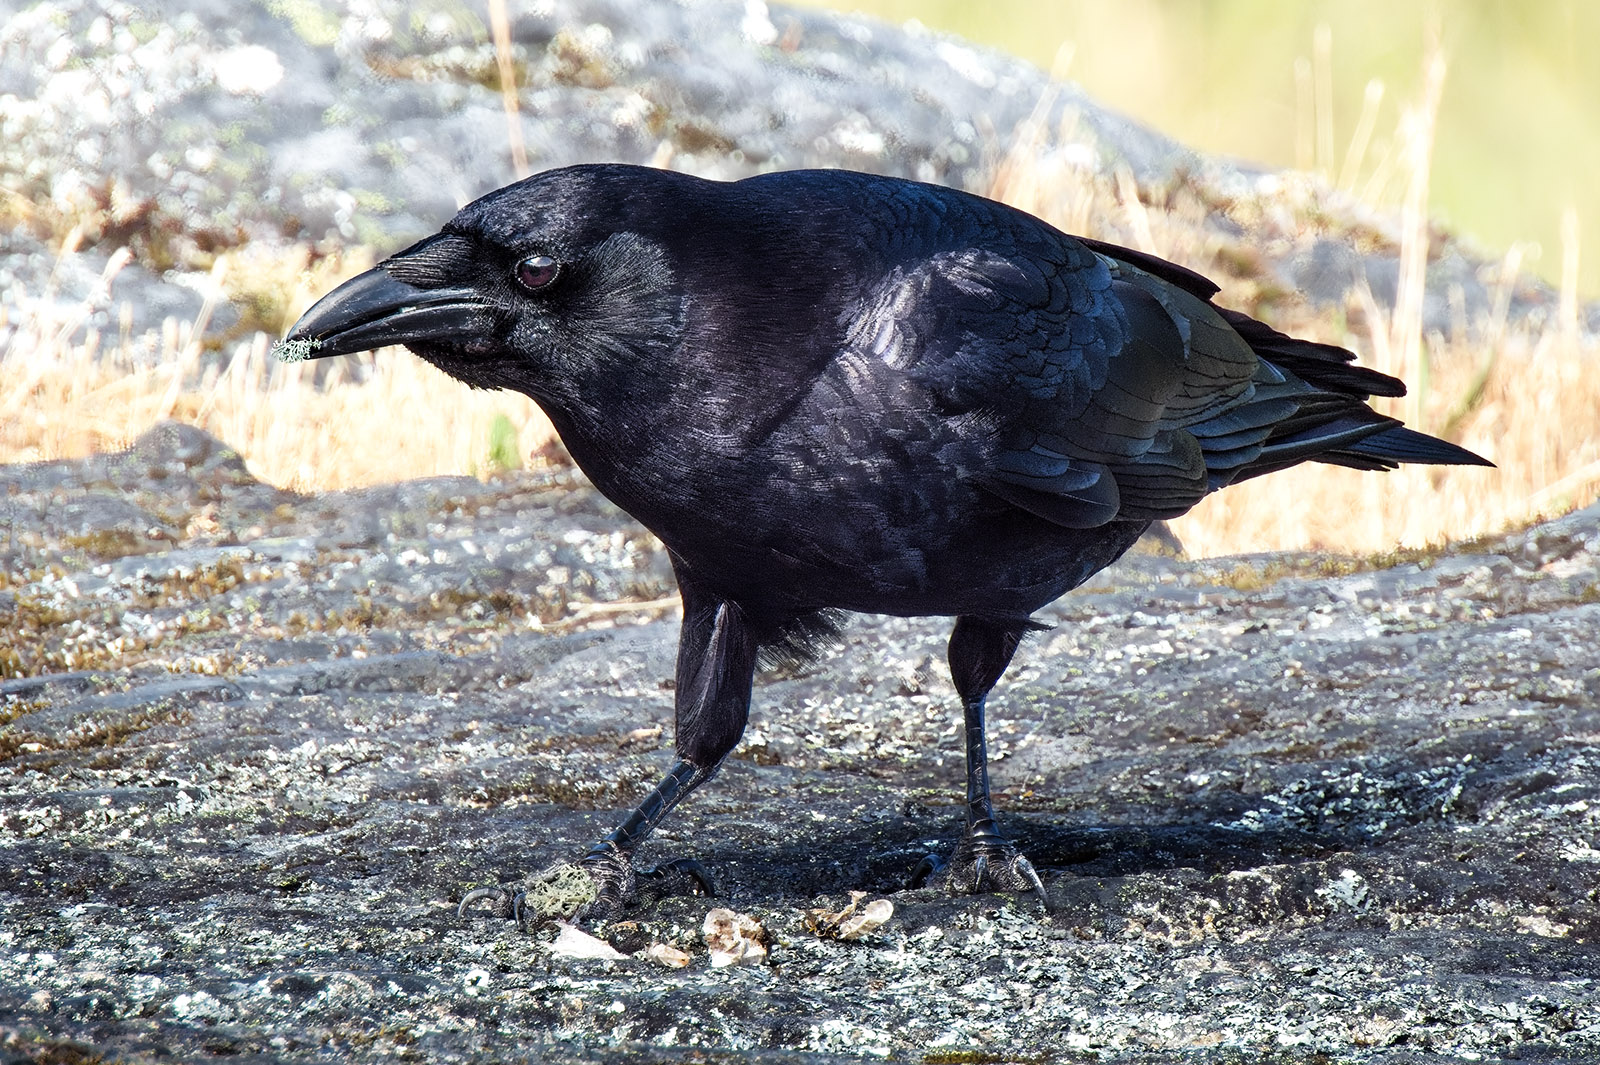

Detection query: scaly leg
(911, 616), (1048, 907)
(461, 572), (758, 923)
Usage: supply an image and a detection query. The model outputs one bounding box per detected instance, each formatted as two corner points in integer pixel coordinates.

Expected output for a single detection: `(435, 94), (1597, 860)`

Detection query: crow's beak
(275, 267), (492, 363)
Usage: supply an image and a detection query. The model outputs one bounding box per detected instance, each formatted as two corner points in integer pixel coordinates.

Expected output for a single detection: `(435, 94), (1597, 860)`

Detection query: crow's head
(279, 165), (692, 402)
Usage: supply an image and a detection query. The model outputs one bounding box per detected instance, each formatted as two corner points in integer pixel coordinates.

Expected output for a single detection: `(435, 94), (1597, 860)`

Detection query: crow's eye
(514, 255), (560, 293)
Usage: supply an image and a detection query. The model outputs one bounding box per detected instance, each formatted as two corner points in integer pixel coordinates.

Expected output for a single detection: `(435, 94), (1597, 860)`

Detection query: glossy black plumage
(284, 164), (1490, 915)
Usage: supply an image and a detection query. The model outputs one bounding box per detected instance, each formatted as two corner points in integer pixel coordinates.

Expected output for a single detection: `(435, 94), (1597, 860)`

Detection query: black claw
(1014, 855), (1050, 910)
(639, 857), (717, 899)
(908, 852), (944, 889)
(970, 852), (990, 892)
(458, 886), (515, 919)
(915, 836), (1049, 907)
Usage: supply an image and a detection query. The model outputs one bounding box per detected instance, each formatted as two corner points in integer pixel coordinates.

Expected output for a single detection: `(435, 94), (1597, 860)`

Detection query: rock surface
(3, 422), (1599, 1062)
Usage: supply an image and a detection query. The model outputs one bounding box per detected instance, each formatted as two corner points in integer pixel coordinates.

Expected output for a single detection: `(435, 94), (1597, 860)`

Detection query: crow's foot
(576, 843), (717, 920)
(911, 836), (1049, 908)
(458, 846), (716, 927)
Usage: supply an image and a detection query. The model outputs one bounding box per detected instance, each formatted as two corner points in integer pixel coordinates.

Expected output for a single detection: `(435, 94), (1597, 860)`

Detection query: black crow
(280, 164), (1490, 918)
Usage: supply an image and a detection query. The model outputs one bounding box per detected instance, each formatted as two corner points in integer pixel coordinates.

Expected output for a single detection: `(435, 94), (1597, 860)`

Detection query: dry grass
(0, 232), (554, 492)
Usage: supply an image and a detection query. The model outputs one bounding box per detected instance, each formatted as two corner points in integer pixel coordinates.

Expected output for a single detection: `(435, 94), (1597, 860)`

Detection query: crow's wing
(849, 230), (1316, 528)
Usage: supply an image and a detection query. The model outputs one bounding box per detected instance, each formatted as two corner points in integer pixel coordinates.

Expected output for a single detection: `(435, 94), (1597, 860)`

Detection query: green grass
(485, 412), (522, 473)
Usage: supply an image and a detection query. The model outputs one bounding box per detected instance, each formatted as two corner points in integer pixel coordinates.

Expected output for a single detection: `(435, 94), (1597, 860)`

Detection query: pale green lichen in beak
(273, 337), (323, 363)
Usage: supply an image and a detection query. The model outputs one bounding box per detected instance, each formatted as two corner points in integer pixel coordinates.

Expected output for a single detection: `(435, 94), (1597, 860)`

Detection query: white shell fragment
(644, 942), (692, 968)
(804, 891), (894, 941)
(548, 922), (627, 961)
(837, 898), (894, 940)
(702, 907), (767, 967)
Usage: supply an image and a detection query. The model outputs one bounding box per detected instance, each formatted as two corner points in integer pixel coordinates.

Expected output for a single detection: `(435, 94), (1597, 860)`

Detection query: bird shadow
(676, 810), (1361, 906)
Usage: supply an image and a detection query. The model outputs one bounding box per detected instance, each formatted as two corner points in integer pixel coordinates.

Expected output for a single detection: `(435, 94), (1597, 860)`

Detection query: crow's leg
(580, 582), (759, 917)
(461, 577), (758, 924)
(911, 616), (1048, 906)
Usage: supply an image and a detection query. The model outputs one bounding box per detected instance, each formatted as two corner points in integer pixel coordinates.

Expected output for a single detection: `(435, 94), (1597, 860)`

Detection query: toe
(457, 885), (516, 920)
(916, 837), (1049, 907)
(638, 857), (717, 900)
(908, 852), (945, 889)
(578, 848), (635, 920)
(969, 853), (990, 893)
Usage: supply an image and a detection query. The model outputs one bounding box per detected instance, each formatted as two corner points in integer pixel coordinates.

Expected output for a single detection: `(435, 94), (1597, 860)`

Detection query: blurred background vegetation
(791, 0), (1599, 299)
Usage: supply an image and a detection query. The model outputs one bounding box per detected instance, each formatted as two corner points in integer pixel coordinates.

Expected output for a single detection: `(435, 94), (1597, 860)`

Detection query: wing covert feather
(847, 227), (1270, 527)
(842, 214), (1424, 531)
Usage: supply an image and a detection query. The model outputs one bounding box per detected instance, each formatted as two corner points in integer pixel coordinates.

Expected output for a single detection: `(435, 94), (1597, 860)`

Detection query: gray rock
(2, 424), (1598, 1062)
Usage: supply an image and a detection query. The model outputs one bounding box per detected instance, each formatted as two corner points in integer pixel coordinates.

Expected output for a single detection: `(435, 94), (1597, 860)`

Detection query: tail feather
(1196, 326), (1494, 483)
(1217, 308), (1409, 399)
(1344, 426), (1494, 467)
(1086, 239), (1493, 523)
(1216, 309), (1493, 473)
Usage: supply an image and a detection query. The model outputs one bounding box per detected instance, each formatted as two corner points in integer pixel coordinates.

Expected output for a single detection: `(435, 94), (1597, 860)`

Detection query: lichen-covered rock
(2, 424), (1598, 1062)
